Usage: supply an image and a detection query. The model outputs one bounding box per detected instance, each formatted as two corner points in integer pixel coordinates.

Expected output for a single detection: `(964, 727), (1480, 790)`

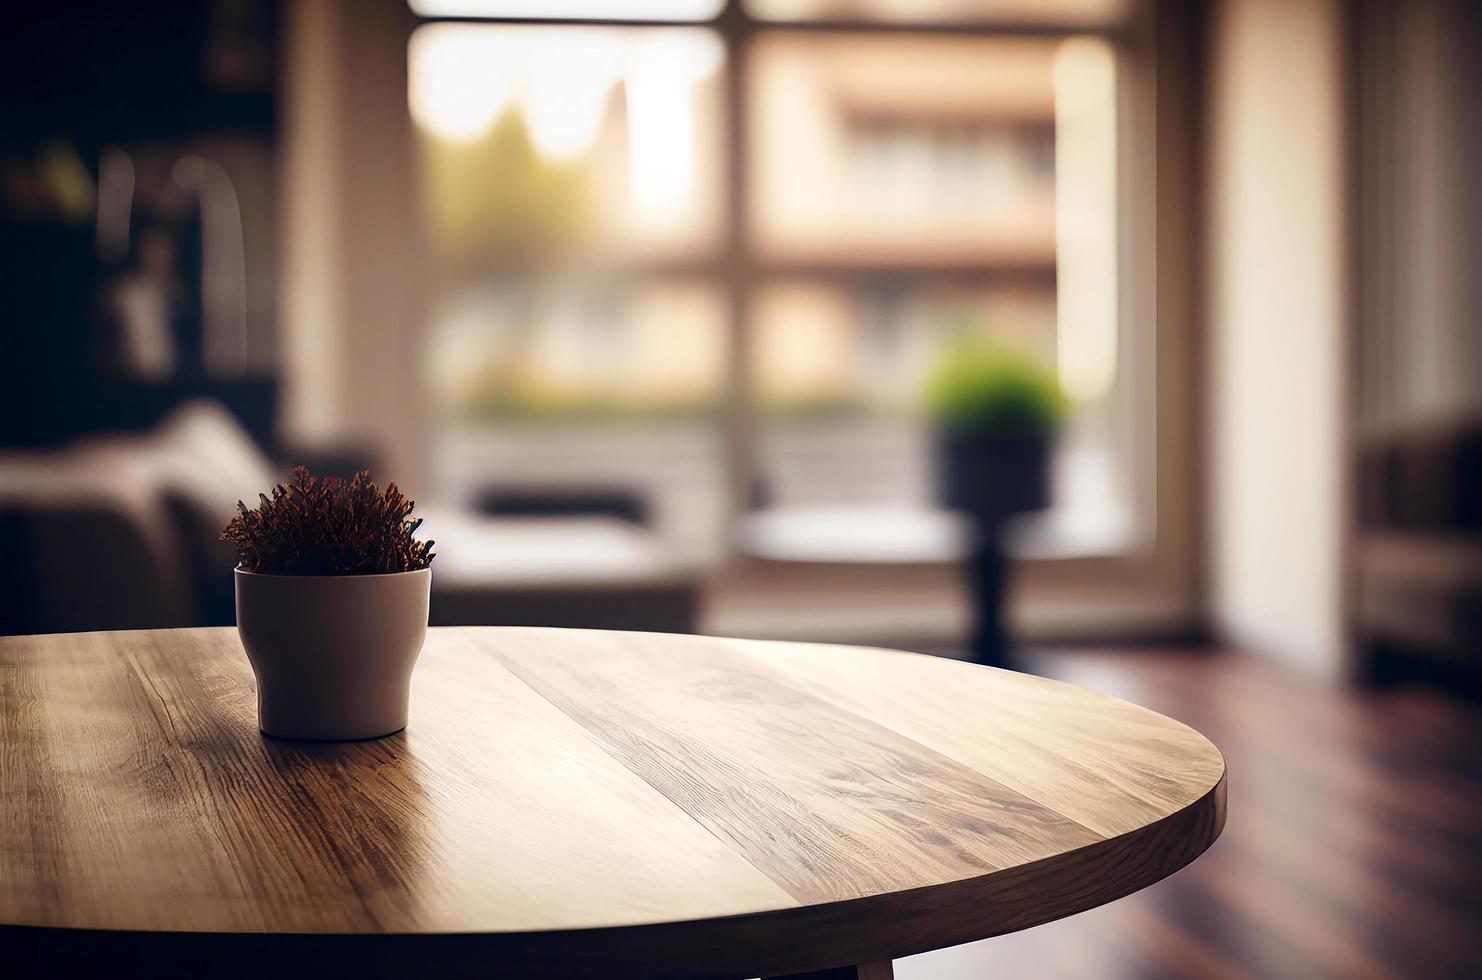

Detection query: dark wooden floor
(895, 648), (1482, 980)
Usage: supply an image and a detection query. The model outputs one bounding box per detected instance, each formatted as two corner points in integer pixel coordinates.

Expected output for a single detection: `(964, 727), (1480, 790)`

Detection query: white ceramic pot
(235, 568), (431, 740)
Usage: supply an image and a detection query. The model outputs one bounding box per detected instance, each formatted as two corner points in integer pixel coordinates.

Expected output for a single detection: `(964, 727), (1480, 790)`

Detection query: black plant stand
(936, 430), (1051, 670)
(964, 533), (1011, 668)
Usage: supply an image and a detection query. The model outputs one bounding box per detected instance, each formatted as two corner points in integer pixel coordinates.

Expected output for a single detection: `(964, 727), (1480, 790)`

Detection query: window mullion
(720, 7), (759, 533)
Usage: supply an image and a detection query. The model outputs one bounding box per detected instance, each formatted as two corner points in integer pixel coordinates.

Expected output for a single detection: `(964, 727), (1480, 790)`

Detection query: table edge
(1, 769), (1226, 979)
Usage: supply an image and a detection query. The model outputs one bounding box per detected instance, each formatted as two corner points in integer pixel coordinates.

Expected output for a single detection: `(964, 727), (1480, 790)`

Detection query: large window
(409, 0), (1134, 564)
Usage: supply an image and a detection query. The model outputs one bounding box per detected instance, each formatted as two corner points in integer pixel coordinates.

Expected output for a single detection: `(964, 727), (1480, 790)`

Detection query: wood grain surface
(0, 627), (1225, 979)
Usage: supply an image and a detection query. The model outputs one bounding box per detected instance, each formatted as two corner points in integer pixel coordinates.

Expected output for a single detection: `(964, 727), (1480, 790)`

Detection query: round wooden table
(1, 627), (1226, 979)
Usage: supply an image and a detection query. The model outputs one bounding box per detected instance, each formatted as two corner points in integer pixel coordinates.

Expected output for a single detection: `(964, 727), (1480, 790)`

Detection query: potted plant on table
(222, 467), (435, 740)
(925, 338), (1065, 666)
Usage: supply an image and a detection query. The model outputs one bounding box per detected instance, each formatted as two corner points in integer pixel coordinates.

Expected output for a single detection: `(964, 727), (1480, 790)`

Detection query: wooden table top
(1, 627), (1225, 979)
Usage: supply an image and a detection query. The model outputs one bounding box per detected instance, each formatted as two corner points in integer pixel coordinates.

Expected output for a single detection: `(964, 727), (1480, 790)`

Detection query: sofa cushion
(150, 402), (283, 623)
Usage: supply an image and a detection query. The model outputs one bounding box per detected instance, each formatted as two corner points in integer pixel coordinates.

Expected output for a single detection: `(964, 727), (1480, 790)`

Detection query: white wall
(1205, 0), (1346, 675)
(280, 0), (432, 495)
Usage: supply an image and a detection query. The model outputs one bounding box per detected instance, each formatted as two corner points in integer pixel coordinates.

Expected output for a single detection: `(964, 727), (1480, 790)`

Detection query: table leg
(766, 961), (894, 980)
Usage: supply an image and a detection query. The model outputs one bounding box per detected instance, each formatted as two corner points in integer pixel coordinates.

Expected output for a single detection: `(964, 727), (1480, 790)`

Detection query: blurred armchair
(0, 401), (697, 637)
(0, 454), (196, 634)
(0, 402), (277, 633)
(1354, 421), (1482, 685)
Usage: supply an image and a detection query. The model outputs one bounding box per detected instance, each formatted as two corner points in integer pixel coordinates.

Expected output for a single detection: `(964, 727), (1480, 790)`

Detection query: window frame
(407, 0), (1146, 552)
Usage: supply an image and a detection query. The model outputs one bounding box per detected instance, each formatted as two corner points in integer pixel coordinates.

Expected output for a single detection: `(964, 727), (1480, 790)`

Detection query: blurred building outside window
(408, 0), (1136, 565)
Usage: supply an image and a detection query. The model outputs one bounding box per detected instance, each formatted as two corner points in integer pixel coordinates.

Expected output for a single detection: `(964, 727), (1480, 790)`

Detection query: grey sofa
(0, 403), (698, 636)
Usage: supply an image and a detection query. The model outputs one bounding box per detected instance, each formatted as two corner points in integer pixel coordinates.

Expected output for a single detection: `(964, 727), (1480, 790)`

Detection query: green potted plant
(925, 338), (1065, 667)
(925, 338), (1066, 525)
(222, 467), (435, 740)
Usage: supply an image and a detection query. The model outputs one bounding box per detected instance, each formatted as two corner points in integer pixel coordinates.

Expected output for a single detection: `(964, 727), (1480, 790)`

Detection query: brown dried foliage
(221, 467), (436, 575)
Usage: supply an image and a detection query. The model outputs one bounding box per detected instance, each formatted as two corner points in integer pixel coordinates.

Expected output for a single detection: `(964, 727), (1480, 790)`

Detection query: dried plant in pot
(222, 468), (436, 740)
